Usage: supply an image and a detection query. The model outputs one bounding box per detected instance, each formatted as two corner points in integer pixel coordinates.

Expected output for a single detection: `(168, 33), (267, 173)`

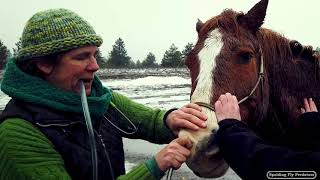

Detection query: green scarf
(1, 58), (112, 119)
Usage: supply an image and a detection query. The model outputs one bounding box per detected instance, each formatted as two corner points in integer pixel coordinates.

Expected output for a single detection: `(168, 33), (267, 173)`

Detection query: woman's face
(45, 45), (100, 95)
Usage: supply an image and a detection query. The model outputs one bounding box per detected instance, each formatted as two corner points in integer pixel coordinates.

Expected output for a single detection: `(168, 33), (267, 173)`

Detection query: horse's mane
(258, 28), (319, 68)
(254, 28), (320, 140)
(257, 28), (320, 100)
(257, 28), (292, 64)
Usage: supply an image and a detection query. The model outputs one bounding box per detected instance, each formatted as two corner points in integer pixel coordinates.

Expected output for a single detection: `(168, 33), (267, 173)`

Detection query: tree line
(1, 38), (320, 70)
(0, 37), (194, 69)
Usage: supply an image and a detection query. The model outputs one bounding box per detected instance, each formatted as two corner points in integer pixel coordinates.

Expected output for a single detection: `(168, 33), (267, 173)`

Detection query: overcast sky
(0, 0), (319, 63)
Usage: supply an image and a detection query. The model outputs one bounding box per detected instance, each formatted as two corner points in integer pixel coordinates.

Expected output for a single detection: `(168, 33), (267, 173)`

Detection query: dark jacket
(215, 116), (320, 180)
(0, 99), (125, 180)
(287, 112), (320, 150)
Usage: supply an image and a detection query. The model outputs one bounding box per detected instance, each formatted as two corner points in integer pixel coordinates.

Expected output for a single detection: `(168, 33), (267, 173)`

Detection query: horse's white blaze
(191, 29), (223, 104)
(180, 29), (223, 146)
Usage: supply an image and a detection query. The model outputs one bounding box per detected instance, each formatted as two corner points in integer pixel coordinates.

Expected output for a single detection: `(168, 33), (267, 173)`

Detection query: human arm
(117, 136), (193, 180)
(215, 119), (320, 180)
(214, 93), (320, 179)
(110, 91), (175, 143)
(288, 98), (320, 149)
(298, 98), (320, 136)
(111, 92), (206, 143)
(0, 118), (71, 180)
(0, 118), (171, 180)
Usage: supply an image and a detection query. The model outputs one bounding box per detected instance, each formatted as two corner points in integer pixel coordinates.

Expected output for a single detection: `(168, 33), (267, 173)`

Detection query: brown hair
(17, 52), (64, 78)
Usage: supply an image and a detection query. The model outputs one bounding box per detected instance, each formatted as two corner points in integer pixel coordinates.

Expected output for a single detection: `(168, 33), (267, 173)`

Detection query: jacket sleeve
(0, 118), (71, 180)
(110, 91), (175, 144)
(215, 119), (320, 180)
(286, 112), (320, 149)
(117, 157), (164, 180)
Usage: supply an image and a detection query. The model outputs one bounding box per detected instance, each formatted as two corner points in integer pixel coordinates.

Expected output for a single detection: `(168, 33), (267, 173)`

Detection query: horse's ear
(238, 0), (269, 33)
(196, 19), (204, 33)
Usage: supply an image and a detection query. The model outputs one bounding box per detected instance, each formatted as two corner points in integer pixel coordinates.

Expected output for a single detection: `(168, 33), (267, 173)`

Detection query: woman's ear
(34, 60), (54, 75)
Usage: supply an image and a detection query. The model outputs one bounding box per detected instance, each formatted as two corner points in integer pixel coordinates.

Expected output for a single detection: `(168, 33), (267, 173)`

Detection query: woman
(214, 93), (320, 180)
(0, 9), (207, 180)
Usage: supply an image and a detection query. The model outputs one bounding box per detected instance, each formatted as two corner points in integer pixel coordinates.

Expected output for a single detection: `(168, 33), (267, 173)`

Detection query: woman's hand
(215, 93), (241, 122)
(301, 98), (318, 113)
(165, 103), (207, 135)
(155, 136), (193, 171)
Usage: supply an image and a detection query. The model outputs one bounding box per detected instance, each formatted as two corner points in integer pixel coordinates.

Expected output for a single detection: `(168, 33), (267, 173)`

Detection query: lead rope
(80, 81), (98, 180)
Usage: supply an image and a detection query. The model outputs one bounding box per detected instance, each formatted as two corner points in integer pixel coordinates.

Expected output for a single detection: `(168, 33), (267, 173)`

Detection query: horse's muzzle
(185, 133), (229, 178)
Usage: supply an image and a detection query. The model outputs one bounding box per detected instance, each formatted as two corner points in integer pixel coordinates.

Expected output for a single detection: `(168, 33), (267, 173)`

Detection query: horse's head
(180, 0), (270, 177)
(183, 0), (320, 177)
(187, 0), (270, 123)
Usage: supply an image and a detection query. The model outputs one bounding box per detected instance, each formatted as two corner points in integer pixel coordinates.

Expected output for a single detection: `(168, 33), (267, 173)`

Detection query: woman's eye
(74, 53), (89, 61)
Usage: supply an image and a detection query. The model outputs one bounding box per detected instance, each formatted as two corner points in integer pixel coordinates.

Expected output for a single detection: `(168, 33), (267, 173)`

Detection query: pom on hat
(17, 8), (103, 61)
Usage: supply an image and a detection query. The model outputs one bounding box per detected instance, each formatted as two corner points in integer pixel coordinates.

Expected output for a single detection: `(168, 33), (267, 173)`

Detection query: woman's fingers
(184, 103), (202, 111)
(303, 98), (318, 113)
(165, 103), (208, 135)
(181, 106), (208, 121)
(155, 137), (192, 171)
(308, 98), (318, 112)
(176, 111), (207, 128)
(304, 98), (311, 112)
(175, 136), (193, 150)
(215, 93), (241, 122)
(174, 118), (201, 130)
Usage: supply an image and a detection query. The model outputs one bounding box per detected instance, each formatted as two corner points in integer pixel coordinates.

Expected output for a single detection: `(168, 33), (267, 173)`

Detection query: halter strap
(194, 102), (215, 111)
(194, 50), (265, 110)
(238, 49), (264, 104)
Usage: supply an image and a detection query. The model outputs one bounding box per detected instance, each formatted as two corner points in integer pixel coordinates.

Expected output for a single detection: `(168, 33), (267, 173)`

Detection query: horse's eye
(238, 52), (253, 64)
(290, 40), (302, 56)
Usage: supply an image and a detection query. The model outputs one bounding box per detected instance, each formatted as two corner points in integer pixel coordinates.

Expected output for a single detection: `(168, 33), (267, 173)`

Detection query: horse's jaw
(178, 108), (229, 178)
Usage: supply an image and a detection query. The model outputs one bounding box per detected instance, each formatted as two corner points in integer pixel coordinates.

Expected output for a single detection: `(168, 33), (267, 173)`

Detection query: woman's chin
(85, 89), (91, 96)
(72, 83), (91, 95)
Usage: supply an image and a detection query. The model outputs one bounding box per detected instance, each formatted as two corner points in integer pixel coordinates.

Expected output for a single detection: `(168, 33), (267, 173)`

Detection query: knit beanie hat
(17, 8), (103, 61)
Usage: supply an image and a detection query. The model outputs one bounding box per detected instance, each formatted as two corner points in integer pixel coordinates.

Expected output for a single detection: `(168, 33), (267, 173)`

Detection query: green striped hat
(17, 8), (103, 61)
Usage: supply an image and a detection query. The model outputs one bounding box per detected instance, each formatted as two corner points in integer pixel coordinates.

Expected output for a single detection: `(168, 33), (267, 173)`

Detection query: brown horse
(179, 0), (320, 177)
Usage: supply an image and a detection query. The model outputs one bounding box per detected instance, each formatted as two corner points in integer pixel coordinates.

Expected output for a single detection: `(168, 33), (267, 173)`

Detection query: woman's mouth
(75, 79), (93, 95)
(82, 79), (93, 88)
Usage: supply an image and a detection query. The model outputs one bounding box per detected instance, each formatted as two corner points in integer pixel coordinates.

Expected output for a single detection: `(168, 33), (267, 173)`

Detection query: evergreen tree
(316, 47), (320, 52)
(13, 38), (22, 57)
(128, 60), (136, 68)
(141, 52), (158, 68)
(0, 40), (10, 70)
(161, 44), (182, 67)
(182, 43), (194, 58)
(106, 38), (131, 68)
(136, 60), (142, 69)
(181, 42), (194, 67)
(96, 49), (107, 69)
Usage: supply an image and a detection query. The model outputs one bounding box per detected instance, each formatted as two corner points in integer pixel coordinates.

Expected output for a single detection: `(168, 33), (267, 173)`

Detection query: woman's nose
(87, 57), (100, 71)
